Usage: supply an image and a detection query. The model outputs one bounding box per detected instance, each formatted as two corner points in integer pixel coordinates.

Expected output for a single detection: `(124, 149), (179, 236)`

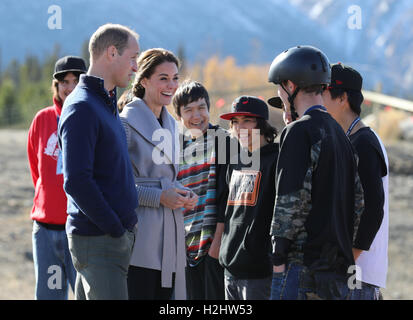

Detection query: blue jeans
(271, 263), (304, 300)
(351, 282), (381, 300)
(67, 231), (135, 300)
(32, 221), (76, 300)
(224, 274), (272, 300)
(271, 263), (352, 300)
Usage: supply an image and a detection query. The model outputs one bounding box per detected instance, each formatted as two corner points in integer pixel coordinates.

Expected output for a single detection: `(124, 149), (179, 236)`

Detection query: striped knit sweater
(178, 125), (229, 266)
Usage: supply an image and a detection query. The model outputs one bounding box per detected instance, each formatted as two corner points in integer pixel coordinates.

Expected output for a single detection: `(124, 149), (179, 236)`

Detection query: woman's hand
(160, 188), (189, 210)
(180, 190), (198, 210)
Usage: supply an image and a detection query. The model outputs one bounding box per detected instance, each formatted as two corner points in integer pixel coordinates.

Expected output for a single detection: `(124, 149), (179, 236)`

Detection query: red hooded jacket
(27, 98), (67, 225)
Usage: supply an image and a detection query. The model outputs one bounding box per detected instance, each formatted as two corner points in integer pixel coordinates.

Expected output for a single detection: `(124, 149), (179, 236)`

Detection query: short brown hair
(89, 23), (139, 60)
(281, 80), (325, 95)
(132, 48), (180, 98)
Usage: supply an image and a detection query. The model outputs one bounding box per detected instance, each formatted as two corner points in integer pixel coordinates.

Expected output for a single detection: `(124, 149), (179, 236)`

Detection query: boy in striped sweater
(174, 80), (231, 300)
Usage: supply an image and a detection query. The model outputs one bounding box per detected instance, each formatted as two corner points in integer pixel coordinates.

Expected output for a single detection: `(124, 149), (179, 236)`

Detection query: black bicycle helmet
(268, 45), (331, 86)
(268, 45), (331, 121)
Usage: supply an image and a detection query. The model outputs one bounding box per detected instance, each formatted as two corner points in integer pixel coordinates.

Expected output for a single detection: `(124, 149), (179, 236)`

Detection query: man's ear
(340, 91), (351, 110)
(286, 80), (298, 93)
(340, 91), (348, 103)
(106, 45), (117, 61)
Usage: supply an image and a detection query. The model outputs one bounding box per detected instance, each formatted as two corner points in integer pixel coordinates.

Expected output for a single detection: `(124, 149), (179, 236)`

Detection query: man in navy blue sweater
(58, 23), (140, 300)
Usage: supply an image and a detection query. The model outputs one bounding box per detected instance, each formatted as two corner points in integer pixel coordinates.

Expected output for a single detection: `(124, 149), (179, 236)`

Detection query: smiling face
(57, 72), (79, 104)
(230, 115), (261, 151)
(141, 61), (179, 109)
(178, 97), (210, 138)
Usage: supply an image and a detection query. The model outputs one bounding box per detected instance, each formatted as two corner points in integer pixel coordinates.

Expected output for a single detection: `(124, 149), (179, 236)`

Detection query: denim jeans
(271, 263), (303, 300)
(32, 221), (76, 300)
(67, 230), (135, 300)
(271, 263), (352, 300)
(351, 282), (382, 300)
(224, 274), (272, 300)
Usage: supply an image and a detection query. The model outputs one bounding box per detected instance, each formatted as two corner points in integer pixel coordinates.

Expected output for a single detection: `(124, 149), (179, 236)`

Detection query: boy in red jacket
(27, 56), (86, 299)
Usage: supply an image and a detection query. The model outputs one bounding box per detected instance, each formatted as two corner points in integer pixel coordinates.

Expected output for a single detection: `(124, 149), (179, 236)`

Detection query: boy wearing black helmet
(267, 46), (364, 300)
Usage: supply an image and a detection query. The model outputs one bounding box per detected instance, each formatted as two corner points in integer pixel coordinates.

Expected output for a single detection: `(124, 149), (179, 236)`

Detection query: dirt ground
(0, 129), (412, 300)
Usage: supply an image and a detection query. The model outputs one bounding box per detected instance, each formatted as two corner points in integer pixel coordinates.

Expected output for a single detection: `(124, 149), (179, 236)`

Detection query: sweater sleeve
(120, 117), (131, 147)
(271, 236), (292, 266)
(27, 115), (40, 187)
(59, 102), (125, 237)
(353, 141), (384, 250)
(135, 185), (163, 208)
(270, 125), (313, 240)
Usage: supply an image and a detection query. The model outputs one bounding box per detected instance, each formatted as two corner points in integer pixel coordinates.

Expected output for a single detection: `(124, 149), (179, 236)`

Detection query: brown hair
(301, 84), (326, 95)
(132, 48), (180, 99)
(89, 23), (139, 60)
(281, 80), (325, 95)
(117, 88), (134, 112)
(51, 79), (60, 103)
(328, 87), (363, 115)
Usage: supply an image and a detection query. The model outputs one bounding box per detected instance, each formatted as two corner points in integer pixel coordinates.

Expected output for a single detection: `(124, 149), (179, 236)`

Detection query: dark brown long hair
(132, 48), (180, 98)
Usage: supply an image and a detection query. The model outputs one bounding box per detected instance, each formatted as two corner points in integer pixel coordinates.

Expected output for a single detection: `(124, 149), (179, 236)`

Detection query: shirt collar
(78, 74), (118, 114)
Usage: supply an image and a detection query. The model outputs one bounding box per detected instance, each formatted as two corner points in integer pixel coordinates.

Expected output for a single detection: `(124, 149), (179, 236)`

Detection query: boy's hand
(273, 264), (285, 273)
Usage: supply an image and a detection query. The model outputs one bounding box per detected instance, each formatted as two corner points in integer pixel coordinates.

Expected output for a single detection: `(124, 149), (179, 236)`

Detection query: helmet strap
(281, 83), (300, 121)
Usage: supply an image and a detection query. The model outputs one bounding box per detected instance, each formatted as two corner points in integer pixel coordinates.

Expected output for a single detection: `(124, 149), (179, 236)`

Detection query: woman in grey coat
(120, 48), (197, 300)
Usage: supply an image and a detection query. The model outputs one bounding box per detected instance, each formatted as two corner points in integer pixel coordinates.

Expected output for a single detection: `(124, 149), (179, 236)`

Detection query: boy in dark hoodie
(217, 96), (279, 300)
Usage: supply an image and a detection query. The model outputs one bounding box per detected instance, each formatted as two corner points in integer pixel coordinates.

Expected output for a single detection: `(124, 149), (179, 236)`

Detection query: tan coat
(120, 97), (186, 300)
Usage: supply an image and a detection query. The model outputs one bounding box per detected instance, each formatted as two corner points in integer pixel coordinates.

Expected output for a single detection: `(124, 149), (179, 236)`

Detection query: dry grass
(363, 109), (409, 142)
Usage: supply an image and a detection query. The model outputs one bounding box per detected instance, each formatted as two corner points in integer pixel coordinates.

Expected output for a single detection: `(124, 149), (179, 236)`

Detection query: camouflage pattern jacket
(270, 107), (364, 275)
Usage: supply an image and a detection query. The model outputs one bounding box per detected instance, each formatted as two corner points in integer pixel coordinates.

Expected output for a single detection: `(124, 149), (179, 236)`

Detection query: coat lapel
(121, 98), (179, 175)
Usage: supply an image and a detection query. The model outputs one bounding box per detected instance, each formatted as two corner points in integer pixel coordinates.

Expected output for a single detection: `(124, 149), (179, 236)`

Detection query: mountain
(0, 0), (412, 97)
